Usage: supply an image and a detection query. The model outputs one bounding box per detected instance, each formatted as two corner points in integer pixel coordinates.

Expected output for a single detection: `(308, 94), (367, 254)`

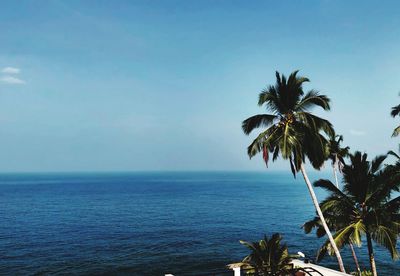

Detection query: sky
(0, 0), (400, 172)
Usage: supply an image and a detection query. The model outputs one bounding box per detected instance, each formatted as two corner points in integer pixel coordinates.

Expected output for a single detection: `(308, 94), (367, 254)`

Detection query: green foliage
(390, 103), (400, 137)
(351, 270), (373, 276)
(327, 132), (349, 170)
(391, 104), (400, 118)
(242, 70), (333, 176)
(239, 233), (294, 276)
(303, 151), (400, 262)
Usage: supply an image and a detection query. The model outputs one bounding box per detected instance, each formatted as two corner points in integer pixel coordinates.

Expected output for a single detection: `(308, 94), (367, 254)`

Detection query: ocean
(0, 172), (398, 275)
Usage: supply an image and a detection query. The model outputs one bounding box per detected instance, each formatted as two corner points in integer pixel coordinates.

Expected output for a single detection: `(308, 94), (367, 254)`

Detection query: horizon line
(0, 169), (332, 175)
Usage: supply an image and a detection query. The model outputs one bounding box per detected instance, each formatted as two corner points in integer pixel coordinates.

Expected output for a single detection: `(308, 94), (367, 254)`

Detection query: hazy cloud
(1, 67), (20, 74)
(350, 129), (366, 136)
(0, 76), (26, 84)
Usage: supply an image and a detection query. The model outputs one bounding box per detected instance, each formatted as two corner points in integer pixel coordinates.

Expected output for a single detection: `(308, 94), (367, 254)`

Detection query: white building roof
(291, 259), (351, 276)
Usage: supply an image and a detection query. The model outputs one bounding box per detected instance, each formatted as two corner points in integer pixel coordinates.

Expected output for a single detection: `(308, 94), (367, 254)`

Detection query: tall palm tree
(239, 233), (294, 276)
(390, 103), (400, 137)
(327, 133), (349, 187)
(242, 70), (346, 272)
(307, 151), (400, 276)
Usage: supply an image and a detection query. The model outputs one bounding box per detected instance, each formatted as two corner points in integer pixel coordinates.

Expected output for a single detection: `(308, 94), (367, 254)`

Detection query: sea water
(0, 172), (398, 275)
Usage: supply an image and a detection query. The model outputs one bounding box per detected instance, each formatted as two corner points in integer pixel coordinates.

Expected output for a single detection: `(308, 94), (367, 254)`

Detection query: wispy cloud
(0, 66), (25, 84)
(350, 129), (366, 136)
(1, 67), (20, 74)
(0, 76), (26, 84)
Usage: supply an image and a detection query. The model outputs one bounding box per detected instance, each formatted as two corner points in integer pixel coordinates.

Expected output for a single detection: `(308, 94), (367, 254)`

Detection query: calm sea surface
(0, 172), (399, 275)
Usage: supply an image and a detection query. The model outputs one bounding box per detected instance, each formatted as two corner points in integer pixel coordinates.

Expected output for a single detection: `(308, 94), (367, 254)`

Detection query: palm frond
(388, 150), (400, 160)
(366, 167), (400, 205)
(258, 86), (282, 113)
(372, 225), (399, 260)
(302, 216), (320, 234)
(246, 126), (279, 158)
(391, 104), (400, 117)
(296, 112), (334, 137)
(313, 179), (343, 196)
(303, 130), (329, 169)
(370, 154), (387, 174)
(392, 125), (400, 137)
(295, 90), (331, 112)
(384, 196), (400, 213)
(319, 221), (364, 260)
(242, 114), (277, 135)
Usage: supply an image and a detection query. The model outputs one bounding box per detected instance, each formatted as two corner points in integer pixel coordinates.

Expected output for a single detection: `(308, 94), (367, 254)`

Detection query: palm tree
(327, 132), (349, 187)
(242, 70), (346, 272)
(239, 233), (294, 275)
(307, 151), (400, 276)
(390, 103), (400, 137)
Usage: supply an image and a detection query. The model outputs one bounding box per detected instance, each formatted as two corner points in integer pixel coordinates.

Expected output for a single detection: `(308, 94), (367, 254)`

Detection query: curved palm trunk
(366, 231), (378, 276)
(300, 164), (346, 273)
(349, 242), (361, 275)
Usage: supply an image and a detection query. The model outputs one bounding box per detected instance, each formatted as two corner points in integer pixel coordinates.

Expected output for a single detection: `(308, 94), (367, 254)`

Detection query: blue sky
(0, 0), (399, 172)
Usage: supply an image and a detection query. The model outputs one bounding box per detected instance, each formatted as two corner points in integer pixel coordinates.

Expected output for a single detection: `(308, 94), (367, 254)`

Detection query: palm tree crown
(327, 133), (349, 170)
(239, 233), (294, 276)
(327, 132), (350, 187)
(305, 151), (400, 275)
(242, 70), (334, 175)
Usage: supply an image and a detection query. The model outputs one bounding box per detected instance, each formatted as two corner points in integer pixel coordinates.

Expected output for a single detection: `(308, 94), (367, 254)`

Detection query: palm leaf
(242, 114), (277, 135)
(296, 112), (334, 137)
(392, 125), (400, 137)
(370, 154), (387, 174)
(388, 150), (400, 159)
(372, 225), (399, 259)
(295, 90), (331, 111)
(391, 104), (400, 117)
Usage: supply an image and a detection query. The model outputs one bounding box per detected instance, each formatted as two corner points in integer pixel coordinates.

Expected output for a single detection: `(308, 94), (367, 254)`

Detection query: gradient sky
(0, 0), (399, 172)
